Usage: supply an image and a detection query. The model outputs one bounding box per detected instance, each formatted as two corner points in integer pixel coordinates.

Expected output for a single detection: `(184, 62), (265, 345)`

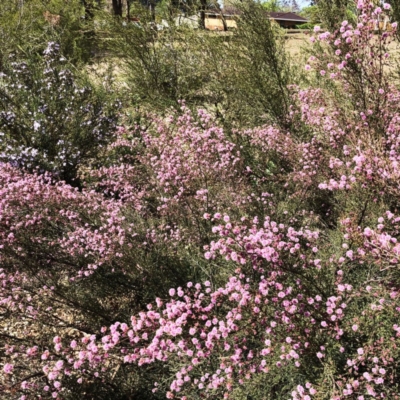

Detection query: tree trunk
(127, 0), (131, 20)
(216, 3), (228, 31)
(112, 0), (123, 17)
(149, 0), (156, 22)
(199, 0), (207, 29)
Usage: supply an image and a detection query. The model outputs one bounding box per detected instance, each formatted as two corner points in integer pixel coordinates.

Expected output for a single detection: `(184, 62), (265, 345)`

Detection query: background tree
(312, 0), (355, 30)
(387, 0), (400, 40)
(299, 4), (319, 24)
(0, 0), (105, 65)
(281, 0), (300, 12)
(262, 0), (282, 11)
(263, 0), (300, 12)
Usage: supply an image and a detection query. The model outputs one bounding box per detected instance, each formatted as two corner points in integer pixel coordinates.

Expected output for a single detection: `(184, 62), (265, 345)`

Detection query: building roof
(204, 8), (309, 22)
(266, 12), (308, 23)
(220, 7), (242, 16)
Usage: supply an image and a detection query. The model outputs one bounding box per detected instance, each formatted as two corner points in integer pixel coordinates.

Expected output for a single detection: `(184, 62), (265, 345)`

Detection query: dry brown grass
(284, 32), (400, 72)
(284, 33), (312, 57)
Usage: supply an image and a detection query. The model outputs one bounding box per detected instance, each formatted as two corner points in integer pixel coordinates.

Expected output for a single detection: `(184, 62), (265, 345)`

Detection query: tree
(262, 0), (282, 12)
(263, 0), (300, 12)
(310, 0), (354, 30)
(387, 0), (400, 40)
(300, 4), (320, 23)
(282, 0), (300, 11)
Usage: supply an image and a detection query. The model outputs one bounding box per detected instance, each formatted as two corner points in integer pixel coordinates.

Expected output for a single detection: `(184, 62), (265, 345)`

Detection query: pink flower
(364, 227), (372, 237)
(3, 363), (13, 374)
(366, 385), (376, 396)
(48, 372), (58, 380)
(346, 250), (353, 259)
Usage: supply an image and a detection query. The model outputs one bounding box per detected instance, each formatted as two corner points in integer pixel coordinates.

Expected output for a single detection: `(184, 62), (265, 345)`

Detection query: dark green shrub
(0, 43), (120, 185)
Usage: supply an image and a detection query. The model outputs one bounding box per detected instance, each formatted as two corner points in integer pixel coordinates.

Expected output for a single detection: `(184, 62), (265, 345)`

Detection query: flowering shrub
(1, 2), (400, 400)
(0, 42), (120, 185)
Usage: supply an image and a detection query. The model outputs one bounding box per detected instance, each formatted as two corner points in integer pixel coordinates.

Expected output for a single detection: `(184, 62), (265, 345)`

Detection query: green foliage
(299, 5), (320, 24)
(262, 0), (300, 12)
(109, 8), (215, 111)
(106, 0), (294, 130)
(262, 0), (283, 12)
(0, 0), (45, 56)
(296, 22), (315, 29)
(388, 0), (400, 41)
(0, 0), (297, 131)
(0, 0), (108, 66)
(312, 0), (356, 30)
(221, 1), (294, 129)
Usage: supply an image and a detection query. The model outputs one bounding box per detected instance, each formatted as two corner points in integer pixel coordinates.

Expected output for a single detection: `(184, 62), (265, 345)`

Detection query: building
(372, 13), (394, 31)
(203, 9), (308, 31)
(205, 9), (239, 31)
(266, 12), (308, 29)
